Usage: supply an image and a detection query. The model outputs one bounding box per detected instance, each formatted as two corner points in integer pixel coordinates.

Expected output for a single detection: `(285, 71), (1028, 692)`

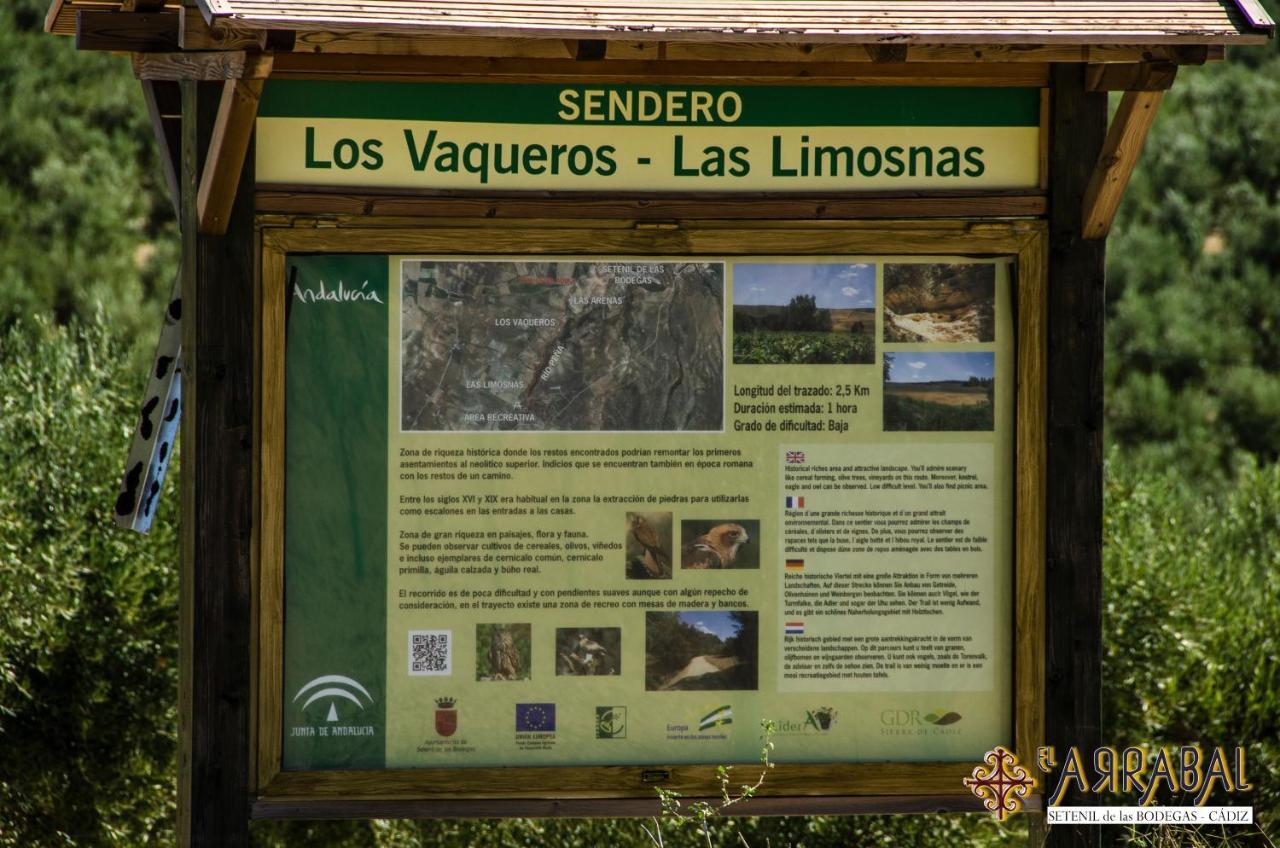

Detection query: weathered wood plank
(181, 5), (267, 50)
(141, 79), (181, 213)
(255, 189), (1048, 221)
(1083, 60), (1177, 90)
(197, 74), (268, 234)
(1044, 62), (1107, 848)
(77, 10), (179, 51)
(134, 50), (274, 81)
(253, 793), (1004, 820)
(181, 79), (255, 848)
(607, 40), (1216, 64)
(199, 1), (1275, 47)
(1015, 227), (1048, 771)
(1081, 90), (1164, 238)
(269, 52), (1049, 85)
(258, 758), (977, 800)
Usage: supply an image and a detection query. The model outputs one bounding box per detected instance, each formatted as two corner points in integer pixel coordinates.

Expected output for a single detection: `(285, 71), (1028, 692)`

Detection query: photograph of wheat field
(883, 352), (995, 431)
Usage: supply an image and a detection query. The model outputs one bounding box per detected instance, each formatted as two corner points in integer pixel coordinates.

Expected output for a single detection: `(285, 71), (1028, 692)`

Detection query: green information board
(279, 249), (1016, 772)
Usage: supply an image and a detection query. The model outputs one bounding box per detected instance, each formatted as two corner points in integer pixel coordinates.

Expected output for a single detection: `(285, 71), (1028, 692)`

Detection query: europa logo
(880, 708), (963, 735)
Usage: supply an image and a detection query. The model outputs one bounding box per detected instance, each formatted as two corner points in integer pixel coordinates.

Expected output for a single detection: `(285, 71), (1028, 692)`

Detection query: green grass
(883, 392), (994, 431)
(1104, 453), (1280, 826)
(732, 330), (874, 365)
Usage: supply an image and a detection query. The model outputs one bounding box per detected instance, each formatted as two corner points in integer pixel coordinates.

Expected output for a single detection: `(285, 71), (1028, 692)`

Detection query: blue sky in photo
(887, 352), (995, 384)
(732, 263), (875, 309)
(679, 611), (742, 641)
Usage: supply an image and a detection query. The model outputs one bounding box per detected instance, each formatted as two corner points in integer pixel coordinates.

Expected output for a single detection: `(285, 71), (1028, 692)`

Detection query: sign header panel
(256, 81), (1042, 192)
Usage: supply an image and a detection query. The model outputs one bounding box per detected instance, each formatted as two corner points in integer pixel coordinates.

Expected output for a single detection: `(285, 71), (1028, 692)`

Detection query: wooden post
(179, 79), (255, 848)
(1044, 64), (1108, 848)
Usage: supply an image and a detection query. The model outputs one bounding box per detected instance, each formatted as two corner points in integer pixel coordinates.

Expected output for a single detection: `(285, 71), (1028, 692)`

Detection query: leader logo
(596, 706), (627, 739)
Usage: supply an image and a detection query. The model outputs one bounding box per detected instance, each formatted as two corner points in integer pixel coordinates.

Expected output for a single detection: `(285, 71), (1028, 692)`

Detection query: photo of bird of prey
(476, 623), (531, 681)
(555, 627), (621, 676)
(680, 520), (761, 569)
(625, 511), (673, 579)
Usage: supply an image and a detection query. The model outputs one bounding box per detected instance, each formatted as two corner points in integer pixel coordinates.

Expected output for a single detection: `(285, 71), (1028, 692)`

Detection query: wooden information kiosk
(45, 1), (1274, 845)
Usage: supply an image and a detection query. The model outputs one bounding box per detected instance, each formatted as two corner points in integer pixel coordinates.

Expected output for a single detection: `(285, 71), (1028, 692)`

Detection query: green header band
(260, 80), (1040, 128)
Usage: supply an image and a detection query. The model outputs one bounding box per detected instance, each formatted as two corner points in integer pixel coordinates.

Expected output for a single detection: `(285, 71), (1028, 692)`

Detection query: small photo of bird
(680, 520), (760, 569)
(626, 512), (673, 579)
(476, 623), (531, 681)
(555, 627), (621, 676)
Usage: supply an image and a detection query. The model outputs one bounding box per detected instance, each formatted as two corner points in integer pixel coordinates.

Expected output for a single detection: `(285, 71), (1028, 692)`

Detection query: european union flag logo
(516, 703), (556, 732)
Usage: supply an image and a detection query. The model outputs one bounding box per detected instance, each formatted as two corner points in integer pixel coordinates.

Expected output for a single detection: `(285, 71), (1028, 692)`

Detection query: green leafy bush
(0, 0), (177, 345)
(0, 316), (179, 847)
(1106, 10), (1280, 478)
(1104, 452), (1280, 823)
(732, 330), (874, 365)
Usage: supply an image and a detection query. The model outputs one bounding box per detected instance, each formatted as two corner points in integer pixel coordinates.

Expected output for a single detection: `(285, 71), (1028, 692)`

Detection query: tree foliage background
(0, 0), (1277, 843)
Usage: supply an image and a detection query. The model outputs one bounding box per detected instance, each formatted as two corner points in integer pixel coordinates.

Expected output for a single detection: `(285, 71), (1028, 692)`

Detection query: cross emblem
(964, 745), (1037, 820)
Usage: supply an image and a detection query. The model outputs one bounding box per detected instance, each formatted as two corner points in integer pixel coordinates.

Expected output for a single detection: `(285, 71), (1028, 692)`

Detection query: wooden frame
(252, 219), (1047, 818)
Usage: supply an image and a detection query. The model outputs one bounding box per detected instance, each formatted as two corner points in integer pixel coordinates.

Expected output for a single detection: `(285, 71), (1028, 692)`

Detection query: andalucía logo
(293, 674), (373, 722)
(699, 704), (733, 731)
(435, 697), (457, 737)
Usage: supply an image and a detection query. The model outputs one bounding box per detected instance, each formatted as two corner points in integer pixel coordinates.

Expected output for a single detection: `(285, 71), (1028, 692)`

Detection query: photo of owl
(475, 623), (531, 681)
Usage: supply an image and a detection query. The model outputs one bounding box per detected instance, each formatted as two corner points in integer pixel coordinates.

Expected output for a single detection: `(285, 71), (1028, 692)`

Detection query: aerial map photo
(400, 259), (725, 431)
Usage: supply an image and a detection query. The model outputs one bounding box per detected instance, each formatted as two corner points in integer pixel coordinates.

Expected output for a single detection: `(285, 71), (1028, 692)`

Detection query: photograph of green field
(732, 262), (876, 364)
(883, 352), (995, 431)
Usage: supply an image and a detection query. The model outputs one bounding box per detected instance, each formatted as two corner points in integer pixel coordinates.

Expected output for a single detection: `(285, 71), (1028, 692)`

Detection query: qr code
(408, 630), (451, 676)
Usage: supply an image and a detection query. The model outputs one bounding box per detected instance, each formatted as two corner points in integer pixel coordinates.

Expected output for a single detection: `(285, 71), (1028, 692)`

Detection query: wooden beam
(196, 69), (269, 235)
(1045, 62), (1108, 848)
(1084, 61), (1178, 91)
(141, 79), (181, 213)
(254, 189), (1048, 221)
(180, 5), (267, 51)
(269, 53), (1049, 86)
(1081, 90), (1164, 239)
(180, 78), (255, 848)
(77, 10), (179, 51)
(133, 50), (274, 81)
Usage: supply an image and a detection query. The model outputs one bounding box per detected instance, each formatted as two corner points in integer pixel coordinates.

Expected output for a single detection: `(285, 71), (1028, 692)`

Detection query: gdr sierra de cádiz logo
(290, 674), (377, 739)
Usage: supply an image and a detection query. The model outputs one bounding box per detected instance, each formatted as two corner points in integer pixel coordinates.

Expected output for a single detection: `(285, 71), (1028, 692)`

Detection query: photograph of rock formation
(882, 262), (995, 344)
